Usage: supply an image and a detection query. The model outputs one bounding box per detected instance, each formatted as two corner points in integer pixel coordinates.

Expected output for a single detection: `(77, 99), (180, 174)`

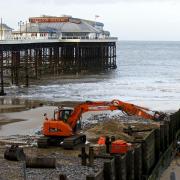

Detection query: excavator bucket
(4, 145), (26, 161)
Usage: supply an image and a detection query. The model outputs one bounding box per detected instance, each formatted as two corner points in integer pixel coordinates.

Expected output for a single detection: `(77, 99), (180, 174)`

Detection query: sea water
(6, 41), (180, 111)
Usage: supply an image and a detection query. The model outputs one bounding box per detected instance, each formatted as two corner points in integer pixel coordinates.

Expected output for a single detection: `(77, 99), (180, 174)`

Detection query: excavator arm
(111, 99), (154, 120)
(67, 101), (116, 129)
(67, 99), (155, 130)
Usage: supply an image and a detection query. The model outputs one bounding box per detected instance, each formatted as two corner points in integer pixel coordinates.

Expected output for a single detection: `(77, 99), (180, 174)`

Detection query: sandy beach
(0, 106), (57, 136)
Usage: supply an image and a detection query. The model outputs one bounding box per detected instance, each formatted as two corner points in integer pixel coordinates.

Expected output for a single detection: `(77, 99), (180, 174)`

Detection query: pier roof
(19, 20), (100, 33)
(0, 24), (13, 31)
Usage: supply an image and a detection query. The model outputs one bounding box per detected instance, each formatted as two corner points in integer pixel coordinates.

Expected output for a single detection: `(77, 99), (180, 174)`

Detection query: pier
(0, 15), (117, 93)
(0, 38), (117, 91)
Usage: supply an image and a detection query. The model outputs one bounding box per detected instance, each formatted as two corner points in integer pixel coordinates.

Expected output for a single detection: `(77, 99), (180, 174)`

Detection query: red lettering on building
(29, 17), (69, 23)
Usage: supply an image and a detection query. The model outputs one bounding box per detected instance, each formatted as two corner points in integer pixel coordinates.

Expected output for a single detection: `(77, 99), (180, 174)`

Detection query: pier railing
(0, 36), (118, 42)
(0, 38), (118, 45)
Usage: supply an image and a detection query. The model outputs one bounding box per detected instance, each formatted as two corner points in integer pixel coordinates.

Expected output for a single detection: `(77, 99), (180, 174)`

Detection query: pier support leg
(12, 51), (20, 86)
(25, 50), (29, 87)
(0, 51), (6, 96)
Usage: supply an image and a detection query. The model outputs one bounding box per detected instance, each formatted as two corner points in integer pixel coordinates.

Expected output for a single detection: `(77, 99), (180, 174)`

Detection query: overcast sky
(1, 0), (180, 41)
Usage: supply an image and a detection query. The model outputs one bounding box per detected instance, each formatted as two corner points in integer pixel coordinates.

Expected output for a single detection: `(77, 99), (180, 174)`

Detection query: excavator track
(37, 136), (64, 148)
(62, 134), (86, 149)
(37, 135), (86, 149)
(37, 136), (49, 148)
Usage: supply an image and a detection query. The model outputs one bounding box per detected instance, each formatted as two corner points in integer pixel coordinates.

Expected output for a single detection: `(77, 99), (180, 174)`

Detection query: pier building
(12, 15), (110, 40)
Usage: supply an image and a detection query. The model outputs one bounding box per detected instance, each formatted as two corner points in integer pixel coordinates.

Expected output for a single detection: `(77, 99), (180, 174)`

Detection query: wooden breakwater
(84, 109), (180, 180)
(0, 39), (116, 92)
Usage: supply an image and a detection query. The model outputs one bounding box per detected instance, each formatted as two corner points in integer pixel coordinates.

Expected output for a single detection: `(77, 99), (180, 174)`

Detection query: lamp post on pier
(18, 21), (24, 38)
(94, 15), (100, 39)
(0, 18), (3, 40)
(25, 21), (28, 39)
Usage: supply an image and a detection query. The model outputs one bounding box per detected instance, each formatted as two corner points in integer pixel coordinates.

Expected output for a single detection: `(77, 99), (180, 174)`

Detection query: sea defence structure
(0, 16), (117, 94)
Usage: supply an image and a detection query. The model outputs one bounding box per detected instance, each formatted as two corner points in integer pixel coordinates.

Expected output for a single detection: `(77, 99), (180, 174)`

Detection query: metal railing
(0, 35), (118, 41)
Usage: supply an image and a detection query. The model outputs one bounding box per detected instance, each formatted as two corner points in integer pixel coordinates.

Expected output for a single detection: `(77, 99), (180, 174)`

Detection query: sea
(6, 41), (180, 111)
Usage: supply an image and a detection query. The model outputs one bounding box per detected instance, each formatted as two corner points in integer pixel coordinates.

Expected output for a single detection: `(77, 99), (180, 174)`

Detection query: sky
(1, 0), (180, 41)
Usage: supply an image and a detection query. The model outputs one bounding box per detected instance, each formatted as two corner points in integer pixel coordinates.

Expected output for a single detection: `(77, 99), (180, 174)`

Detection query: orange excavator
(37, 99), (165, 148)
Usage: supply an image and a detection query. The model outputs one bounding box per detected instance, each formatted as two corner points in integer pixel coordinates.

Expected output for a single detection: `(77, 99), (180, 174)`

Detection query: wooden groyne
(0, 39), (116, 93)
(82, 110), (180, 180)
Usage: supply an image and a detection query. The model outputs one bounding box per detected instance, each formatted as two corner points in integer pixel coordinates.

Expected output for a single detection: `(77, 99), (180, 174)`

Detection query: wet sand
(0, 97), (104, 136)
(0, 106), (56, 136)
(0, 104), (26, 113)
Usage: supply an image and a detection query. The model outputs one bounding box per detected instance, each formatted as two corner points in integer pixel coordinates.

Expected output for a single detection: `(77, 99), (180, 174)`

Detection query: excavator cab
(54, 108), (73, 122)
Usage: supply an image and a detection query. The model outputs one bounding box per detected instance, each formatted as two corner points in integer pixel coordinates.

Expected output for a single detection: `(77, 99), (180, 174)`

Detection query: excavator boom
(67, 99), (154, 130)
(111, 99), (154, 119)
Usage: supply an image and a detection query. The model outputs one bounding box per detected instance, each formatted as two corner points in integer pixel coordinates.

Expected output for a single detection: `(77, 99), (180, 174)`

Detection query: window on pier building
(31, 33), (37, 37)
(40, 33), (46, 37)
(62, 32), (89, 39)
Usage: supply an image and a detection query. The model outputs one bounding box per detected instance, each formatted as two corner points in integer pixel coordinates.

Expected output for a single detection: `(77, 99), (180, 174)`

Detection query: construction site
(0, 98), (179, 180)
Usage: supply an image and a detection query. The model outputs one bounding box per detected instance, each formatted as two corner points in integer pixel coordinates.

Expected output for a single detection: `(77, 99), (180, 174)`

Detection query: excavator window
(59, 110), (73, 122)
